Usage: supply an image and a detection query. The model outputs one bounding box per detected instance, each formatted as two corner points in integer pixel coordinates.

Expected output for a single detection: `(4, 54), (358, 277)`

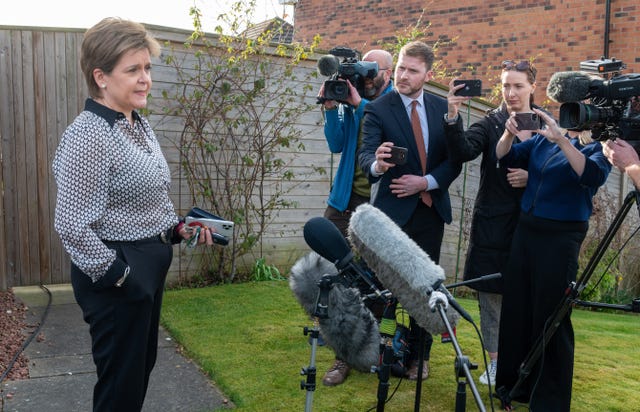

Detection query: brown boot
(322, 359), (351, 386)
(407, 360), (429, 381)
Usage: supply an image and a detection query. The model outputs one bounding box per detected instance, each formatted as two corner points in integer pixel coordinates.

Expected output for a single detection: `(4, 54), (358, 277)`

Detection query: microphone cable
(364, 376), (404, 412)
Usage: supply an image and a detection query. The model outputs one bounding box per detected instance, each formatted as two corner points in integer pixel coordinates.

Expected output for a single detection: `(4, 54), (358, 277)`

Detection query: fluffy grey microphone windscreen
(546, 71), (596, 103)
(289, 252), (380, 372)
(348, 204), (459, 334)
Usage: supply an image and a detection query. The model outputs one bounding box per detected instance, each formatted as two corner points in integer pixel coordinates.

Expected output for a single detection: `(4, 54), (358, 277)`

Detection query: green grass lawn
(161, 281), (640, 411)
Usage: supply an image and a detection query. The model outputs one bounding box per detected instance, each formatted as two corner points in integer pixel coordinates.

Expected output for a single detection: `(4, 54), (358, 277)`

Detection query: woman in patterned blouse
(52, 17), (214, 412)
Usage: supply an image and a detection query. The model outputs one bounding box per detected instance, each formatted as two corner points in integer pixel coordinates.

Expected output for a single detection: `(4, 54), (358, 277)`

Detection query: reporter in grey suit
(357, 41), (461, 380)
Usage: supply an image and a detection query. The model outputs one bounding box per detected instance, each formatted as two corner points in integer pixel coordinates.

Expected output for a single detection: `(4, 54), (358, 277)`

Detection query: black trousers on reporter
(71, 239), (173, 412)
(495, 213), (587, 411)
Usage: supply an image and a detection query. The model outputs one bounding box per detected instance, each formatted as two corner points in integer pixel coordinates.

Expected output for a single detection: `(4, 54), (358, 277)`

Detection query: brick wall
(293, 0), (639, 107)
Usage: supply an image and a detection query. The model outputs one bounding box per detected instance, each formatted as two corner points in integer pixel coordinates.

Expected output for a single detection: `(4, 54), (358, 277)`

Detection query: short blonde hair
(81, 17), (161, 98)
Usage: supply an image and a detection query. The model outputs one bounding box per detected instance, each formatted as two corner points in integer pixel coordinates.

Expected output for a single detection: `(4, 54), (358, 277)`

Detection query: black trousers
(324, 192), (370, 238)
(496, 213), (587, 411)
(402, 202), (445, 362)
(71, 239), (173, 412)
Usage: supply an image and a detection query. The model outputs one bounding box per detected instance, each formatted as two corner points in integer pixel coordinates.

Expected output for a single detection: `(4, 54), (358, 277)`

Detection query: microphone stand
(495, 190), (640, 410)
(300, 319), (320, 412)
(374, 301), (399, 412)
(411, 286), (484, 412)
(299, 274), (334, 412)
(376, 337), (395, 412)
(408, 278), (489, 412)
(432, 297), (486, 412)
(300, 270), (387, 412)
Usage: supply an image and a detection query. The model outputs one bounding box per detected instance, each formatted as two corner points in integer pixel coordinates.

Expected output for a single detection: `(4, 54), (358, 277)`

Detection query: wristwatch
(115, 266), (130, 287)
(444, 113), (459, 125)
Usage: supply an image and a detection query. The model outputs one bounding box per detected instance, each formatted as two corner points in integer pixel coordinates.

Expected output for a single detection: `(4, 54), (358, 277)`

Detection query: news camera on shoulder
(547, 58), (640, 148)
(317, 46), (378, 104)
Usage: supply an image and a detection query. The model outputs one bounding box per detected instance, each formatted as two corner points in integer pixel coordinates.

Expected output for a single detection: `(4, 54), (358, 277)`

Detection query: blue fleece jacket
(323, 81), (394, 211)
(499, 134), (611, 222)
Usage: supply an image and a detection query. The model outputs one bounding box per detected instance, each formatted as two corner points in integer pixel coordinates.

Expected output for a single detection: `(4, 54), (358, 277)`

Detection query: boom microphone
(348, 204), (460, 334)
(317, 54), (340, 77)
(546, 71), (605, 103)
(303, 216), (351, 267)
(303, 216), (383, 297)
(289, 252), (380, 372)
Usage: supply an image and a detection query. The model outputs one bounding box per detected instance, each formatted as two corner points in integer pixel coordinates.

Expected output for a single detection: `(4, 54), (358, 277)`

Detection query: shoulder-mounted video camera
(317, 46), (378, 104)
(548, 58), (640, 146)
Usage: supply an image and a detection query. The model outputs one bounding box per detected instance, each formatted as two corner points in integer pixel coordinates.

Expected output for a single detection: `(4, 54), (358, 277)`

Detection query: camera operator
(317, 49), (394, 386)
(603, 138), (640, 189)
(601, 96), (640, 189)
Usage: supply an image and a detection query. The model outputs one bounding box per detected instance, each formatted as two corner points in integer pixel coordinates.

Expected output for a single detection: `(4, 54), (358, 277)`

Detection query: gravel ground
(0, 290), (30, 381)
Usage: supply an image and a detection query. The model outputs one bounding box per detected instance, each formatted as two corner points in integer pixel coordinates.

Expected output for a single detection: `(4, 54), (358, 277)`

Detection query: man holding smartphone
(316, 48), (394, 386)
(358, 41), (462, 381)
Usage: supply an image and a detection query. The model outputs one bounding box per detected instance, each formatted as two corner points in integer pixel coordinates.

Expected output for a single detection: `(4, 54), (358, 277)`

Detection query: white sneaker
(479, 361), (497, 385)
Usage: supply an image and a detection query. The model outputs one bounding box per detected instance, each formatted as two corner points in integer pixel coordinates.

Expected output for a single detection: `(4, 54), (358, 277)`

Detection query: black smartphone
(515, 112), (541, 130)
(453, 79), (482, 96)
(388, 146), (408, 165)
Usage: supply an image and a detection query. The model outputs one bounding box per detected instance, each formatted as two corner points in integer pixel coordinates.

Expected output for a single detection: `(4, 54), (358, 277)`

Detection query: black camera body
(558, 59), (640, 142)
(320, 47), (378, 103)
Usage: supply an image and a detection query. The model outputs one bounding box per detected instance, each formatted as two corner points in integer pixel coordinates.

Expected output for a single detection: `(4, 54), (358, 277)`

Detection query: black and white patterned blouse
(53, 98), (179, 282)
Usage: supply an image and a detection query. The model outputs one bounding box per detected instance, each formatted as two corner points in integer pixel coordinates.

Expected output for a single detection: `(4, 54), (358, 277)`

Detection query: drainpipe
(604, 0), (611, 58)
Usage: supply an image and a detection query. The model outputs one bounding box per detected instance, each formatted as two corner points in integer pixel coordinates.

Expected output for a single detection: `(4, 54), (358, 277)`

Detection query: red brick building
(292, 0), (639, 106)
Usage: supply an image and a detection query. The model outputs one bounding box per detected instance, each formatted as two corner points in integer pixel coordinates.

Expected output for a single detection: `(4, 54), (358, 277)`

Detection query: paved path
(3, 285), (232, 412)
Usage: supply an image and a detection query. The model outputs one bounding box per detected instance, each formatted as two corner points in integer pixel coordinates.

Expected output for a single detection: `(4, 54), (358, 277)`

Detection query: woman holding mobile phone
(443, 59), (542, 387)
(52, 18), (216, 411)
(493, 89), (611, 410)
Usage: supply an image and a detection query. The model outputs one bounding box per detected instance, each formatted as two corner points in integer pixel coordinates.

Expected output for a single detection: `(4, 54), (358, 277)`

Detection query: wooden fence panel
(0, 30), (8, 290)
(0, 26), (87, 288)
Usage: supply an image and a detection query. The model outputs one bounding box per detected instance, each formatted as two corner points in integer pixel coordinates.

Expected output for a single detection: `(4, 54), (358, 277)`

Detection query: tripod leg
(455, 380), (467, 412)
(301, 321), (320, 412)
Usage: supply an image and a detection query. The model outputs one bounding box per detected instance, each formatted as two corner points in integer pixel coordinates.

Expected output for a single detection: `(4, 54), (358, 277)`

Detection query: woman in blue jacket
(494, 109), (611, 411)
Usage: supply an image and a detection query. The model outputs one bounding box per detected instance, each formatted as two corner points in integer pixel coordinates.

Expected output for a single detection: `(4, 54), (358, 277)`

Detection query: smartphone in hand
(388, 146), (408, 165)
(185, 216), (234, 238)
(453, 79), (482, 96)
(515, 112), (541, 130)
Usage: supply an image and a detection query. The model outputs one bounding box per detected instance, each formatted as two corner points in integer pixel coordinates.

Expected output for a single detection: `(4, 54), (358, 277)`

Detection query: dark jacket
(444, 106), (523, 293)
(358, 89), (461, 227)
(500, 133), (611, 222)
